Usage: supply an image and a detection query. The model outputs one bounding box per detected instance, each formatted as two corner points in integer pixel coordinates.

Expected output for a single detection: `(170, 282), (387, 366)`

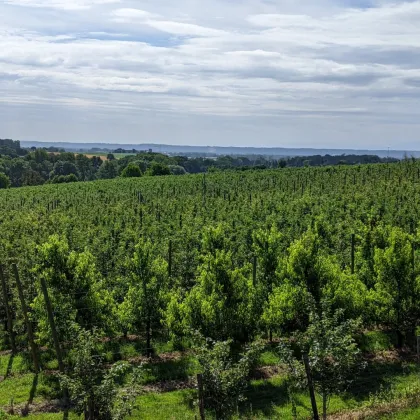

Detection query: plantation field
(1, 161), (420, 418)
(81, 152), (136, 160)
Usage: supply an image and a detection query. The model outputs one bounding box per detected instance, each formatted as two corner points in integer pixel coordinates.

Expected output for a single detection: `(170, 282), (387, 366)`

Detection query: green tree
(263, 229), (367, 335)
(121, 163), (142, 178)
(370, 227), (418, 347)
(50, 161), (80, 179)
(60, 329), (140, 420)
(0, 173), (10, 189)
(279, 301), (364, 420)
(97, 160), (118, 179)
(179, 249), (256, 341)
(118, 241), (167, 356)
(148, 162), (171, 176)
(168, 165), (187, 175)
(32, 235), (114, 346)
(195, 334), (262, 420)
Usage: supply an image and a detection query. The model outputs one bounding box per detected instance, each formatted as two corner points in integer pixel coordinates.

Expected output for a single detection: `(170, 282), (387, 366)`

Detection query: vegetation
(0, 157), (419, 418)
(1, 138), (398, 189)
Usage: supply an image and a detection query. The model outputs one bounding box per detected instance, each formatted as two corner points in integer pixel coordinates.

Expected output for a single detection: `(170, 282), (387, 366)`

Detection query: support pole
(39, 277), (65, 374)
(12, 264), (39, 372)
(0, 264), (16, 353)
(197, 374), (206, 420)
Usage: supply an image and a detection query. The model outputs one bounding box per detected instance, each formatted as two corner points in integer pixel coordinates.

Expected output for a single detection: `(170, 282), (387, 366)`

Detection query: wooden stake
(12, 264), (39, 372)
(197, 374), (206, 420)
(39, 277), (65, 374)
(168, 240), (173, 278)
(303, 353), (319, 420)
(0, 264), (16, 353)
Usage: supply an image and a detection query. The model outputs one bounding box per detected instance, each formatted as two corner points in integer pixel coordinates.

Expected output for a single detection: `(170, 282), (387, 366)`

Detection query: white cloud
(0, 0), (420, 148)
(3, 0), (121, 11)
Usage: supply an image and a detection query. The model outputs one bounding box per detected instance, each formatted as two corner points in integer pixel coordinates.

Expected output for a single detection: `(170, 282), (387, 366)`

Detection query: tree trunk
(146, 316), (151, 357)
(397, 329), (403, 349)
(323, 392), (327, 420)
(302, 353), (319, 420)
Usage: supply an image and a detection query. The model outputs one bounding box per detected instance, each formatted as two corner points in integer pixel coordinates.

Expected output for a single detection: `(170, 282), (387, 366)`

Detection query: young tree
(370, 227), (418, 347)
(118, 241), (167, 356)
(60, 329), (141, 420)
(263, 229), (367, 336)
(194, 334), (262, 420)
(279, 300), (364, 420)
(179, 249), (257, 342)
(32, 235), (115, 347)
(252, 226), (283, 339)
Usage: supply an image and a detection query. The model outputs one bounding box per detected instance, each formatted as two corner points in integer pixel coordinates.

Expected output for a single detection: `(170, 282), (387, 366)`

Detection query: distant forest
(0, 138), (398, 189)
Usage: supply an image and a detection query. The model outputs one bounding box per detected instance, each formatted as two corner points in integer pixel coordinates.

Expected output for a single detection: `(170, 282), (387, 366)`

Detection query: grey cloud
(1, 0), (420, 148)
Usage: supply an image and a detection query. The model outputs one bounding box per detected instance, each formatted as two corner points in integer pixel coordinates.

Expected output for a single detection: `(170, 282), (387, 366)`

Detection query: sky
(1, 0), (420, 149)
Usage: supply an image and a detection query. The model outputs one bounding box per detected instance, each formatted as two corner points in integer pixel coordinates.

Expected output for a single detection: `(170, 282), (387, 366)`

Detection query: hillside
(0, 163), (420, 418)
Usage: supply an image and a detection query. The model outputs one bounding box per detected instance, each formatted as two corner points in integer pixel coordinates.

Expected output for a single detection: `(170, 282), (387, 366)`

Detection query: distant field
(81, 152), (136, 159)
(50, 151), (136, 160)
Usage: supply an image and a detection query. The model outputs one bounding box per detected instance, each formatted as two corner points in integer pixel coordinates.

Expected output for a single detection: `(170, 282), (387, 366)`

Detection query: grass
(389, 406), (420, 419)
(4, 413), (81, 419)
(131, 389), (198, 420)
(258, 350), (281, 367)
(126, 360), (420, 420)
(140, 355), (199, 385)
(359, 331), (395, 353)
(0, 343), (419, 419)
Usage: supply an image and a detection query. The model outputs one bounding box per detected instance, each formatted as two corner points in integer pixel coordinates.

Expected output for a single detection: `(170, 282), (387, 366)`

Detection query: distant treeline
(0, 138), (399, 189)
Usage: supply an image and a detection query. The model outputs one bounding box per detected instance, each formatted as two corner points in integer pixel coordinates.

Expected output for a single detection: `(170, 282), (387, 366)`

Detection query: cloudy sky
(1, 0), (420, 149)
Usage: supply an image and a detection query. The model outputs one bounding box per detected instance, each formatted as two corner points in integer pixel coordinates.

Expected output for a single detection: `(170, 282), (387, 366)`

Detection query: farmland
(1, 161), (420, 418)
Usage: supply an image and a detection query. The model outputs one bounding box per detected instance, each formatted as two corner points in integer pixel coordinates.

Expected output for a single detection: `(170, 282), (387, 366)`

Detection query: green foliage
(60, 329), (141, 420)
(50, 174), (78, 184)
(176, 248), (257, 341)
(120, 163), (142, 178)
(369, 227), (418, 346)
(279, 300), (365, 419)
(148, 162), (171, 176)
(0, 173), (10, 189)
(117, 241), (167, 354)
(359, 330), (394, 352)
(168, 165), (187, 175)
(32, 235), (114, 346)
(1, 160), (420, 419)
(194, 334), (262, 419)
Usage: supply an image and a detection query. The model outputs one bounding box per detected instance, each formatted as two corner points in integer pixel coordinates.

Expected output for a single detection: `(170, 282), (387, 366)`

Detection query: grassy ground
(0, 332), (419, 419)
(130, 364), (420, 419)
(390, 407), (420, 419)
